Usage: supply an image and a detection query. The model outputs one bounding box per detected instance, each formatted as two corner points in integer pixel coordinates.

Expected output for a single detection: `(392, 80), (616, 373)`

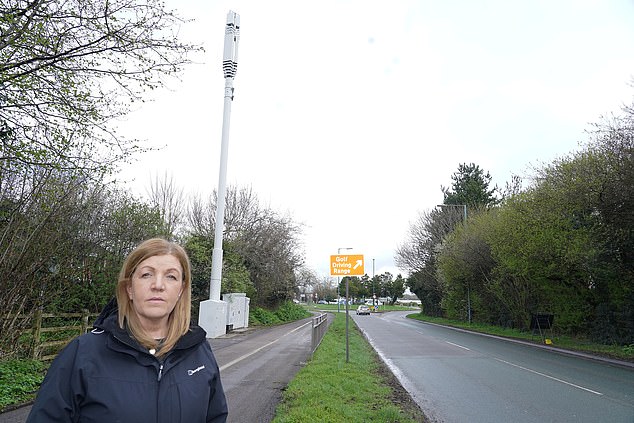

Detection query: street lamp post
(437, 203), (470, 324)
(372, 258), (375, 308)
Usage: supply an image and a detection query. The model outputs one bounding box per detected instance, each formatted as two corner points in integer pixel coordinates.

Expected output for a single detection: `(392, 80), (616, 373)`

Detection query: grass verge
(272, 312), (428, 423)
(408, 313), (634, 362)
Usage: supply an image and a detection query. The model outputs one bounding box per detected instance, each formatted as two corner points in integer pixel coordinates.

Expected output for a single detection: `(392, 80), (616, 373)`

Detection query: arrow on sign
(353, 259), (363, 270)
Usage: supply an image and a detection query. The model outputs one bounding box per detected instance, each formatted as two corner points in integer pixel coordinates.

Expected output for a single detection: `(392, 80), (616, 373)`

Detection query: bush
(250, 302), (310, 326)
(274, 301), (311, 321)
(250, 307), (281, 326)
(0, 359), (47, 410)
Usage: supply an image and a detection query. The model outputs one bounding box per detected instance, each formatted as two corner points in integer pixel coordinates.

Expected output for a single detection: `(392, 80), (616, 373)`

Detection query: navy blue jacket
(26, 301), (228, 423)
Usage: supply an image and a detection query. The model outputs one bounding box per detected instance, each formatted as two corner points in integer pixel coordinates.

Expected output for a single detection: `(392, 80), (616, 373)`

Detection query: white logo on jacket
(187, 365), (205, 376)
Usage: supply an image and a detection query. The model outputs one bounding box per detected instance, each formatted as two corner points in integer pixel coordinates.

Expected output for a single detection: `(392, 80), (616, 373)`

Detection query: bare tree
(295, 267), (319, 300)
(187, 193), (215, 240)
(0, 0), (201, 173)
(0, 162), (167, 356)
(395, 208), (458, 316)
(235, 212), (303, 306)
(0, 167), (95, 355)
(395, 208), (454, 274)
(146, 172), (184, 238)
(185, 185), (305, 307)
(187, 186), (265, 241)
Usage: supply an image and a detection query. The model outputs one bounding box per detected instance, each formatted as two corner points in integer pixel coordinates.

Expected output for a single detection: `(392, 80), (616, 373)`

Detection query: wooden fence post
(81, 309), (90, 333)
(31, 309), (43, 359)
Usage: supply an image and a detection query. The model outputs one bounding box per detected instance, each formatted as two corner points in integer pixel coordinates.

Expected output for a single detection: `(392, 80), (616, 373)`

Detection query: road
(0, 315), (327, 423)
(351, 310), (634, 423)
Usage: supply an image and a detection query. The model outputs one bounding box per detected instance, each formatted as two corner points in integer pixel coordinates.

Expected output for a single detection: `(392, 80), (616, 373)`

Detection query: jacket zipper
(157, 363), (164, 382)
(111, 331), (166, 382)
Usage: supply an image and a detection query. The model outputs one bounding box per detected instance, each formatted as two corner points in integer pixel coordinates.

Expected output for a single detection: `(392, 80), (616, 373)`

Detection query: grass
(272, 312), (427, 423)
(408, 313), (634, 362)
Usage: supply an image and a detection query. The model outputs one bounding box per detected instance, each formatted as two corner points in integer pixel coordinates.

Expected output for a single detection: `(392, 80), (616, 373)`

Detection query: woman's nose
(152, 275), (166, 290)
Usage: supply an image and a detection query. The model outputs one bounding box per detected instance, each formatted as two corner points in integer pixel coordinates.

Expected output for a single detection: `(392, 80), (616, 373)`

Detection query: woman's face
(127, 254), (184, 336)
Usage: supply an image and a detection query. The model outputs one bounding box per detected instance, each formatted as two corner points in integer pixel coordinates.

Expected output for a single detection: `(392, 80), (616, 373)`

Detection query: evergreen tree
(442, 163), (499, 208)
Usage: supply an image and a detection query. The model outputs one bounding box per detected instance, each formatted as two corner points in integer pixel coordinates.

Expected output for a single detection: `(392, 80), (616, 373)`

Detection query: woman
(27, 238), (228, 422)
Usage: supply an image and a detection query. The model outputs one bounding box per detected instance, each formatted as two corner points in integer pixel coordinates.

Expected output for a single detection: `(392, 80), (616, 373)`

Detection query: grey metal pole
(345, 275), (350, 362)
(210, 11), (240, 301)
(337, 247), (352, 362)
(461, 204), (470, 324)
(337, 247), (352, 313)
(372, 259), (376, 311)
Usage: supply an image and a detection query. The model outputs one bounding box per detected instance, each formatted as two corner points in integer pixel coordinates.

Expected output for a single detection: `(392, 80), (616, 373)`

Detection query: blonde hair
(116, 238), (192, 357)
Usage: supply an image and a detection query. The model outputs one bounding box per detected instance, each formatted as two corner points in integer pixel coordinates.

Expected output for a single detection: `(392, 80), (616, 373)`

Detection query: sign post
(330, 254), (364, 362)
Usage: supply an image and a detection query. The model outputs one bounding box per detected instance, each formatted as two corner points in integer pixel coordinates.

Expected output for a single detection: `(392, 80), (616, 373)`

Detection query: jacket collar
(94, 298), (207, 353)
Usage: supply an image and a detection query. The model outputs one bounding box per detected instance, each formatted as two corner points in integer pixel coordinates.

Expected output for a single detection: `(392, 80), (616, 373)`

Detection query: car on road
(356, 305), (370, 315)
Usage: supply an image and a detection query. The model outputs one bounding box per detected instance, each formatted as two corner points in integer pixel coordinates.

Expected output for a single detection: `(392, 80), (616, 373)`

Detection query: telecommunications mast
(199, 11), (240, 338)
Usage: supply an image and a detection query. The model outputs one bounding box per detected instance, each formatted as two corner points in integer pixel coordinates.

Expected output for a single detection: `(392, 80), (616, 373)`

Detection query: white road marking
(446, 341), (471, 350)
(494, 358), (604, 396)
(219, 321), (311, 372)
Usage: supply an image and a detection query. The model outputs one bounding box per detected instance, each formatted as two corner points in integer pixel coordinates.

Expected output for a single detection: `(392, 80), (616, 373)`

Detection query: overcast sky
(116, 0), (634, 280)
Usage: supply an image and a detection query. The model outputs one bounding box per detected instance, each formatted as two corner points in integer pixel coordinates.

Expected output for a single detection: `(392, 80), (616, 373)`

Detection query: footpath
(0, 315), (326, 423)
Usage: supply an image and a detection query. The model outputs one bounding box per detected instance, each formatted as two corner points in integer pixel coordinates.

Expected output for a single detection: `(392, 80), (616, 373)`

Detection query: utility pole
(372, 258), (375, 307)
(199, 11), (240, 338)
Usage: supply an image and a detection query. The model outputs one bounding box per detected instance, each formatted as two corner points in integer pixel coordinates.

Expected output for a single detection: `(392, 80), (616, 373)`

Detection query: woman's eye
(167, 274), (178, 280)
(141, 272), (152, 279)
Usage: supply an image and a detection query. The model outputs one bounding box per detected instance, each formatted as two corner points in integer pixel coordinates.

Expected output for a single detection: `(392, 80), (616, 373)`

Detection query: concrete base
(198, 299), (228, 338)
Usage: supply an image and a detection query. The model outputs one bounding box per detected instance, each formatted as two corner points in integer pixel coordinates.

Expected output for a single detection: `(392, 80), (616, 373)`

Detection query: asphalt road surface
(0, 315), (328, 423)
(351, 310), (634, 423)
(209, 315), (325, 423)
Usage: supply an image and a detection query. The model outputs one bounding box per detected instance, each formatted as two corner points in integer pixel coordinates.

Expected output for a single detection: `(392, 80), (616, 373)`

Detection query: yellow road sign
(330, 254), (364, 276)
